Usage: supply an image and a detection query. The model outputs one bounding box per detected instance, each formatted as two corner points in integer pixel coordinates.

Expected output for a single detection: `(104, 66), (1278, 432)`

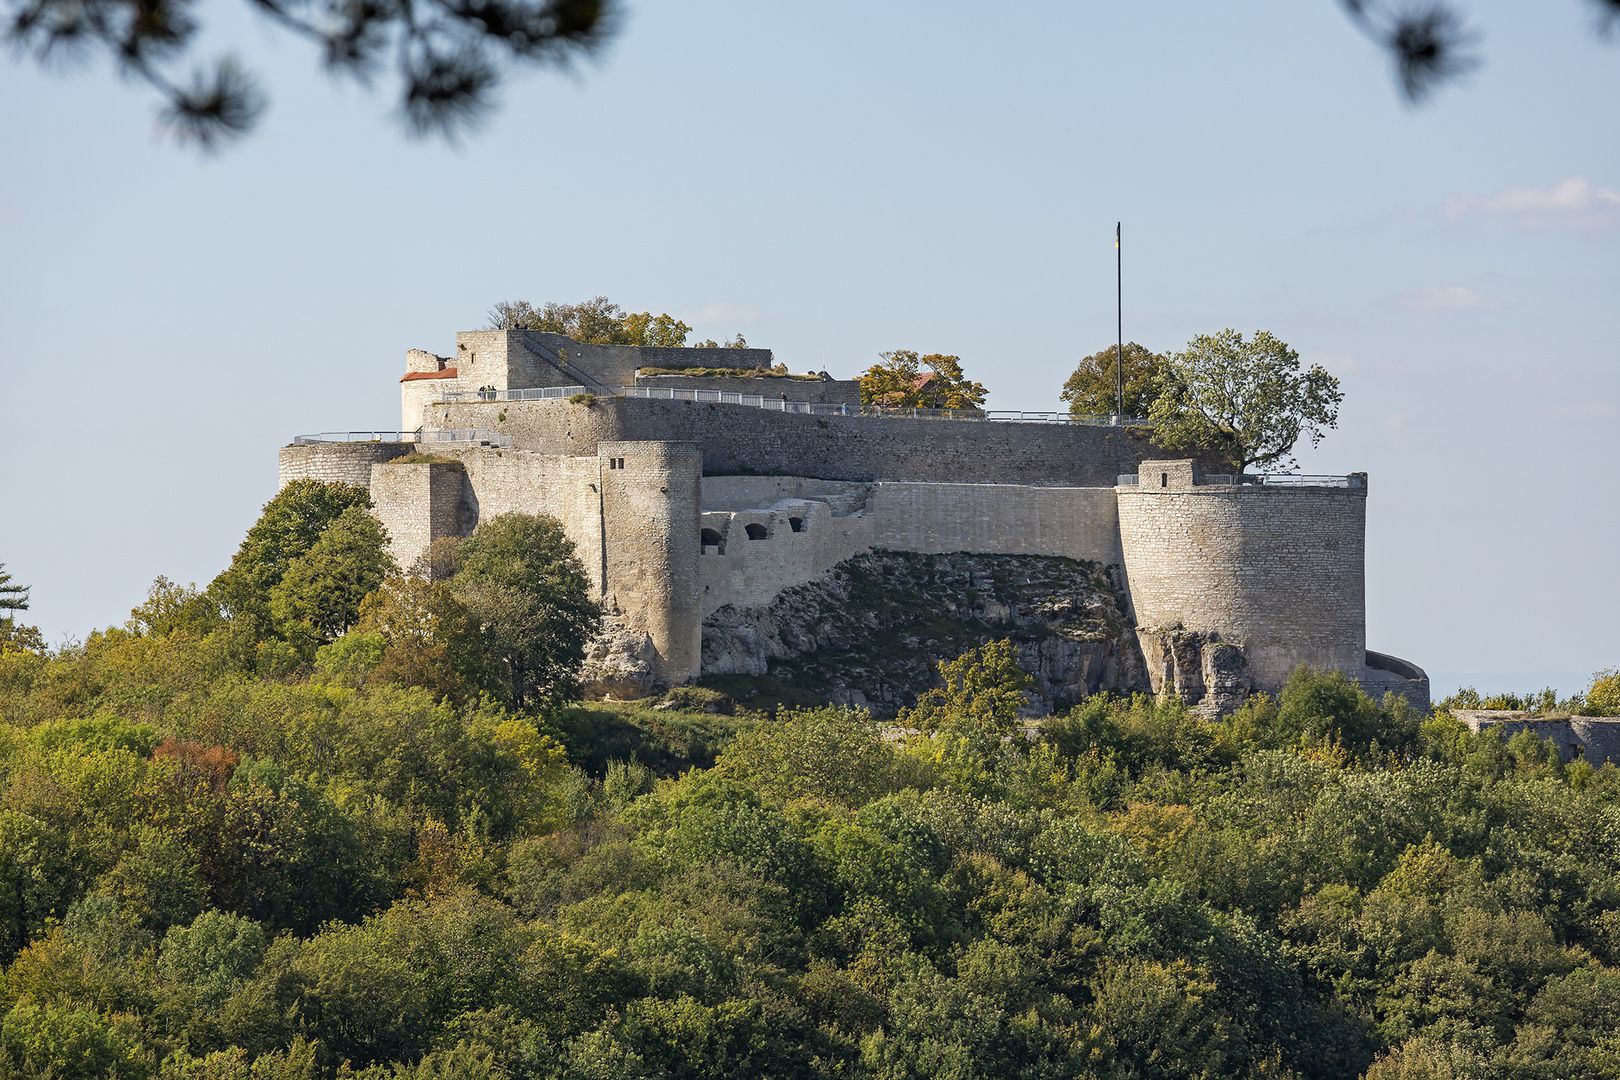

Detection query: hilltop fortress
(278, 328), (1430, 714)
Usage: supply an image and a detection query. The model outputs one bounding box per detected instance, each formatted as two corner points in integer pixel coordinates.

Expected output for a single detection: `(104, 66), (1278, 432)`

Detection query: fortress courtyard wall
(424, 396), (1158, 486)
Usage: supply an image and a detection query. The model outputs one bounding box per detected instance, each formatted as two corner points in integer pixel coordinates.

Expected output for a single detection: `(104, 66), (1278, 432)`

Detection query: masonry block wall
(599, 441), (704, 682)
(871, 483), (1123, 566)
(424, 397), (1163, 486)
(1117, 460), (1367, 694)
(369, 462), (465, 575)
(279, 442), (416, 489)
(699, 500), (876, 618)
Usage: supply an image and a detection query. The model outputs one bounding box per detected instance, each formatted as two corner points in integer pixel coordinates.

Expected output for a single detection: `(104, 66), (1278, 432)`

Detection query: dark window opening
(788, 517), (804, 533)
(745, 523), (768, 541)
(701, 528), (724, 553)
(1161, 472), (1168, 488)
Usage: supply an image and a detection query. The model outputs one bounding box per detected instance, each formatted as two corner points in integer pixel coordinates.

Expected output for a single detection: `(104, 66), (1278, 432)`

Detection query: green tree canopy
(268, 505), (398, 653)
(1060, 342), (1169, 419)
(860, 350), (987, 409)
(0, 563), (28, 628)
(487, 297), (697, 348)
(451, 513), (601, 712)
(899, 638), (1030, 737)
(210, 480), (374, 626)
(1149, 328), (1343, 473)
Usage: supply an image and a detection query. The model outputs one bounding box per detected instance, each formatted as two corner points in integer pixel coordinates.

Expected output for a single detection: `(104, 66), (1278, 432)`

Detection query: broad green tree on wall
(1060, 342), (1170, 419)
(1150, 329), (1344, 474)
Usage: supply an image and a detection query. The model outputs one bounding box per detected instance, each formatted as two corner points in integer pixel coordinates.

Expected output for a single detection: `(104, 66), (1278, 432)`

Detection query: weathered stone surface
(578, 618), (659, 699)
(1136, 626), (1251, 716)
(700, 550), (1148, 716)
(1453, 710), (1620, 764)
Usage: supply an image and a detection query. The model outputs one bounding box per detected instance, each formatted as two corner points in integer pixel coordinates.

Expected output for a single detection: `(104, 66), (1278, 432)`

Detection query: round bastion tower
(1116, 459), (1369, 703)
(598, 441), (704, 684)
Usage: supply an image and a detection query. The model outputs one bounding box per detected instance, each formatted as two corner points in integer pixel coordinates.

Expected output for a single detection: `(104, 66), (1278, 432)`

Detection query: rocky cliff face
(700, 551), (1148, 716)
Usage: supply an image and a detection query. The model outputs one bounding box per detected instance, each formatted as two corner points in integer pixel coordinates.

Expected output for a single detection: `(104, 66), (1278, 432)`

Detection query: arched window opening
(788, 517), (804, 533)
(745, 523), (768, 541)
(701, 528), (724, 554)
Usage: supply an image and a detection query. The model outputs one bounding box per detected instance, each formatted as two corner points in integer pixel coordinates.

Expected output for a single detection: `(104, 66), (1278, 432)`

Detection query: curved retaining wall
(1117, 462), (1367, 694)
(278, 442), (415, 490)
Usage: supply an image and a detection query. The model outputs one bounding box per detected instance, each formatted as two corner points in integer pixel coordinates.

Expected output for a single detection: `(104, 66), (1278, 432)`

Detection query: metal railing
(292, 431), (418, 445)
(434, 383), (1151, 426)
(291, 429), (512, 449)
(1117, 472), (1365, 488)
(439, 385), (590, 403)
(422, 429), (513, 448)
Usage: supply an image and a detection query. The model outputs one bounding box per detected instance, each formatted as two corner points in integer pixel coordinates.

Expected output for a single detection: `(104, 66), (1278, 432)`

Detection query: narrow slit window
(1161, 472), (1168, 488)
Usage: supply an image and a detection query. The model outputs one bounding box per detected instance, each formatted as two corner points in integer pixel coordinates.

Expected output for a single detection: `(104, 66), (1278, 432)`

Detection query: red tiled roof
(400, 368), (458, 382)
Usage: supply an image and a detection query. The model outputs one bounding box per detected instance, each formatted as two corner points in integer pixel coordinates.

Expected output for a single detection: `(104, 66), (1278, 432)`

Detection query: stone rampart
(699, 500), (875, 617)
(446, 331), (776, 393)
(1454, 710), (1620, 764)
(278, 442), (416, 490)
(872, 483), (1122, 566)
(1117, 460), (1367, 694)
(428, 396), (1161, 486)
(369, 461), (466, 575)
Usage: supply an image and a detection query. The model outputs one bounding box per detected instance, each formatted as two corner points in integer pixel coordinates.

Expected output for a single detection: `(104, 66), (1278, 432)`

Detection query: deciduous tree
(1060, 342), (1169, 419)
(860, 350), (987, 410)
(487, 297), (696, 347)
(1149, 328), (1343, 473)
(268, 505), (398, 652)
(452, 513), (600, 712)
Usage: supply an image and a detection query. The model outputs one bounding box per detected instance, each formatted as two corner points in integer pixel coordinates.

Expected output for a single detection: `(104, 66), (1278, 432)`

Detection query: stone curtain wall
(699, 501), (877, 618)
(443, 331), (776, 394)
(278, 443), (416, 490)
(1455, 711), (1620, 764)
(872, 483), (1123, 566)
(1117, 461), (1368, 694)
(426, 396), (1161, 486)
(369, 462), (465, 575)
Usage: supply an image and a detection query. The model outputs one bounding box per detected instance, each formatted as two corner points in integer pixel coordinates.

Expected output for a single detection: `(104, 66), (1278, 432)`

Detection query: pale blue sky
(2, 0), (1616, 695)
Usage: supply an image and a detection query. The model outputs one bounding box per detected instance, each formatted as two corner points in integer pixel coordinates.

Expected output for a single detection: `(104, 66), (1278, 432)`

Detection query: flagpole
(1116, 222), (1124, 419)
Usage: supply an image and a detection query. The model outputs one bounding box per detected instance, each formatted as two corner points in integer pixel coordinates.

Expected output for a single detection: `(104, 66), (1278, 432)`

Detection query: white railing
(292, 430), (512, 449)
(422, 429), (513, 448)
(1118, 472), (1365, 488)
(434, 384), (1151, 426)
(292, 431), (418, 445)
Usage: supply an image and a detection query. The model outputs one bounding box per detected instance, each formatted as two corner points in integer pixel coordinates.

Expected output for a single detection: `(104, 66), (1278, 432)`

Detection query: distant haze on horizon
(1, 0), (1615, 690)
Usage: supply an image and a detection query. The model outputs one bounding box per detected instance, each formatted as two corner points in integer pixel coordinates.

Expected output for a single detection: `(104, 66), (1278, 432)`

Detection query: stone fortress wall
(278, 327), (1430, 710)
(1453, 710), (1620, 765)
(1117, 459), (1370, 696)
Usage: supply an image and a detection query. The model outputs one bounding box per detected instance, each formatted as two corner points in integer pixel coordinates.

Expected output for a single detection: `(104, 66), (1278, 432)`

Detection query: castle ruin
(278, 328), (1430, 713)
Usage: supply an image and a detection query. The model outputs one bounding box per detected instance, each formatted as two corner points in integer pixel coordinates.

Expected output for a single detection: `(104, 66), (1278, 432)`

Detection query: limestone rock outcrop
(1136, 626), (1252, 717)
(578, 618), (659, 699)
(700, 551), (1148, 716)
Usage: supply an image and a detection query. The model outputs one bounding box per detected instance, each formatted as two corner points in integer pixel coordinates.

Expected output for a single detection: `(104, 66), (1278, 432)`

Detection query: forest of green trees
(1, 482), (1619, 1079)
